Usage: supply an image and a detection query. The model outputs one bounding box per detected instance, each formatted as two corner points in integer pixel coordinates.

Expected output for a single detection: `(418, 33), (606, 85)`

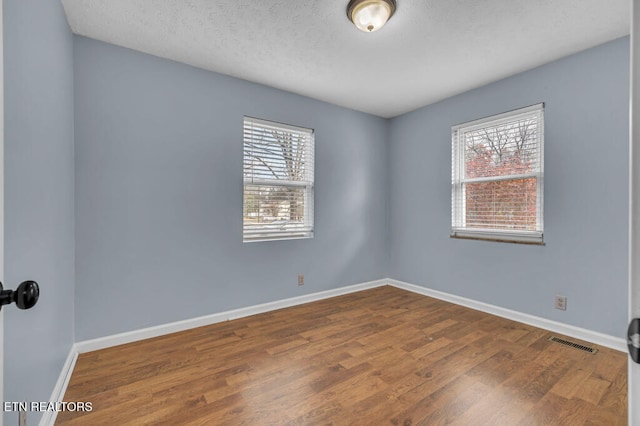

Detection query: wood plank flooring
(56, 286), (627, 425)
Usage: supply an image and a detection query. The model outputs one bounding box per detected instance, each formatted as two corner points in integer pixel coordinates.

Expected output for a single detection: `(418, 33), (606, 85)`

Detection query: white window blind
(451, 103), (544, 244)
(243, 117), (314, 242)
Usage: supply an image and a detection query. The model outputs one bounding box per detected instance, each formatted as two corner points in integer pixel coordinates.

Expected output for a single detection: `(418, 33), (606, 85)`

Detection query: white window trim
(451, 103), (544, 245)
(243, 116), (315, 243)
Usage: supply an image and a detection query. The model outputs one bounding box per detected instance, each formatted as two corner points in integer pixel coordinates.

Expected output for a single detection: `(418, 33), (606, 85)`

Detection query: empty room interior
(2, 0), (638, 425)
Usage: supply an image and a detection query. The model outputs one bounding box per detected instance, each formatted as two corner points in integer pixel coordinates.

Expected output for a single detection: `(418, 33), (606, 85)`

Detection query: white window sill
(243, 233), (314, 243)
(450, 230), (544, 245)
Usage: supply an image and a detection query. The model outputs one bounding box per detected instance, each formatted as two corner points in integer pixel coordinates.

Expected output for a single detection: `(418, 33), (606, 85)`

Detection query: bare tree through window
(452, 104), (544, 243)
(243, 118), (314, 241)
(464, 118), (539, 230)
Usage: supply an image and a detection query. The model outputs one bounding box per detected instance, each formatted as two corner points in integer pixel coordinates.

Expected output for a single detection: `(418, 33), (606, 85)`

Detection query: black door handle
(0, 280), (39, 311)
(629, 318), (640, 364)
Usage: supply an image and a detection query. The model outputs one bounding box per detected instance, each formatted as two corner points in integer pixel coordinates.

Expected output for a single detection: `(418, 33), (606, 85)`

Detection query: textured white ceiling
(62, 0), (630, 118)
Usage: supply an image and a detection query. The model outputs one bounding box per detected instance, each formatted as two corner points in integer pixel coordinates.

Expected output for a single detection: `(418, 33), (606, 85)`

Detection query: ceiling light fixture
(347, 0), (396, 33)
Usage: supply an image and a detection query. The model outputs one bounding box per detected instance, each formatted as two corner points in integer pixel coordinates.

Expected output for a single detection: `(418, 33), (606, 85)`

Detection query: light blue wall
(74, 35), (629, 342)
(73, 37), (389, 341)
(389, 37), (630, 337)
(3, 0), (75, 424)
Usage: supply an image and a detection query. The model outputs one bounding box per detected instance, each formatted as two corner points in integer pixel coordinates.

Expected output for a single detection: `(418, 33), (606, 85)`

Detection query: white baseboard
(74, 277), (626, 355)
(39, 346), (79, 426)
(75, 279), (387, 354)
(387, 278), (626, 352)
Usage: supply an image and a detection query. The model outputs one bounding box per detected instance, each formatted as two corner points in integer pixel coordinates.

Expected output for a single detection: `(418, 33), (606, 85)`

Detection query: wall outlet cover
(554, 295), (567, 311)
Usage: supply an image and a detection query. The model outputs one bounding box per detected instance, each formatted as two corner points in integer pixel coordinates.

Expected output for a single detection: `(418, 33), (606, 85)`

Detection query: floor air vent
(548, 336), (598, 354)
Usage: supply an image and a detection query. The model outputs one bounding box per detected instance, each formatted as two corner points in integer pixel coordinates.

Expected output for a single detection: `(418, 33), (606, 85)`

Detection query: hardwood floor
(56, 286), (627, 425)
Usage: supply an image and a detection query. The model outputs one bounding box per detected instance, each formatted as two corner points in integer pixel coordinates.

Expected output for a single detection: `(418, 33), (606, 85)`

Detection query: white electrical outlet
(298, 275), (304, 286)
(554, 295), (567, 311)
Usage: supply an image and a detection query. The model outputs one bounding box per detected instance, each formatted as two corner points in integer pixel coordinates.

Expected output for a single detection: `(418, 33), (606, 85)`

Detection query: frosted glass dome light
(347, 0), (397, 33)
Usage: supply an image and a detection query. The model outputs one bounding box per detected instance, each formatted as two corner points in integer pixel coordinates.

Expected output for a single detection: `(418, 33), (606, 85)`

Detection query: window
(451, 103), (544, 244)
(243, 117), (314, 242)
